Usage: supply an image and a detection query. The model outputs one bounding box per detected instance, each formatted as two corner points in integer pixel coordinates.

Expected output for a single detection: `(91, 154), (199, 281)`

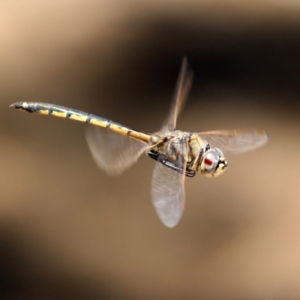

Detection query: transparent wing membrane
(198, 128), (268, 155)
(86, 126), (150, 175)
(151, 141), (187, 228)
(162, 57), (193, 131)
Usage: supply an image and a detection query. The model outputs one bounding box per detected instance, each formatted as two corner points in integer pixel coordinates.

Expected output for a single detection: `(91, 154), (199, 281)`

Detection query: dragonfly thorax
(149, 131), (228, 178)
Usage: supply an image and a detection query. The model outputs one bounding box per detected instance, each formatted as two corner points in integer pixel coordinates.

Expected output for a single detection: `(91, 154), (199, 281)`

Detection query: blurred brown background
(1, 1), (300, 299)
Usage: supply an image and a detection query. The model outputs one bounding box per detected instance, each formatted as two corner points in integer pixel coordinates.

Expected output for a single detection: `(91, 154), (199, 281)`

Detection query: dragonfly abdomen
(10, 102), (152, 143)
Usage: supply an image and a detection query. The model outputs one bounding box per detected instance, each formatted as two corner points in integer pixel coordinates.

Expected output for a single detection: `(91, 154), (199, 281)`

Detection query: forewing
(161, 57), (193, 131)
(198, 128), (268, 155)
(86, 126), (150, 175)
(151, 147), (187, 228)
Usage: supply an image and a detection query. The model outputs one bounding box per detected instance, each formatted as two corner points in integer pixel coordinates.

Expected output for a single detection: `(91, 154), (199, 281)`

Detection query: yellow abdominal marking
(39, 109), (51, 115)
(109, 124), (129, 135)
(51, 111), (68, 118)
(88, 117), (152, 142)
(89, 118), (109, 127)
(129, 131), (152, 142)
(69, 114), (88, 122)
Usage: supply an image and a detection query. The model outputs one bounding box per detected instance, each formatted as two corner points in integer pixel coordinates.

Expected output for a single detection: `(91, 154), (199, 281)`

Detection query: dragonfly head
(200, 148), (228, 178)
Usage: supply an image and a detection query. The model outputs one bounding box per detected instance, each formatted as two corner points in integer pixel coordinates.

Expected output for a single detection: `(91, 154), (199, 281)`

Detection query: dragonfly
(10, 57), (268, 228)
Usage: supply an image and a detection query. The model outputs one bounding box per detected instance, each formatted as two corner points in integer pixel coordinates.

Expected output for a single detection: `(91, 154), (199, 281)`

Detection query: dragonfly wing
(86, 126), (150, 175)
(198, 128), (268, 155)
(161, 57), (193, 131)
(151, 147), (187, 228)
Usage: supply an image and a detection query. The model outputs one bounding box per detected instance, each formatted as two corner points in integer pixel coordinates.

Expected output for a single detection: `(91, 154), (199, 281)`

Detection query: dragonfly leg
(148, 150), (195, 177)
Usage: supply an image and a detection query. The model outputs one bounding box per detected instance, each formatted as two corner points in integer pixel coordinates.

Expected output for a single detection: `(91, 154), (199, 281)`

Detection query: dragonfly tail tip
(10, 102), (22, 109)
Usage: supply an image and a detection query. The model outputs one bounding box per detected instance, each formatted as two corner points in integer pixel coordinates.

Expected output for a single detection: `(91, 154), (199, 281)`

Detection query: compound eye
(200, 148), (228, 178)
(201, 150), (219, 173)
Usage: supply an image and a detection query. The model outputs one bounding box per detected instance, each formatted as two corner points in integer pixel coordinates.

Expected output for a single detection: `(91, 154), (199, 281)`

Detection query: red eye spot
(204, 158), (213, 166)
